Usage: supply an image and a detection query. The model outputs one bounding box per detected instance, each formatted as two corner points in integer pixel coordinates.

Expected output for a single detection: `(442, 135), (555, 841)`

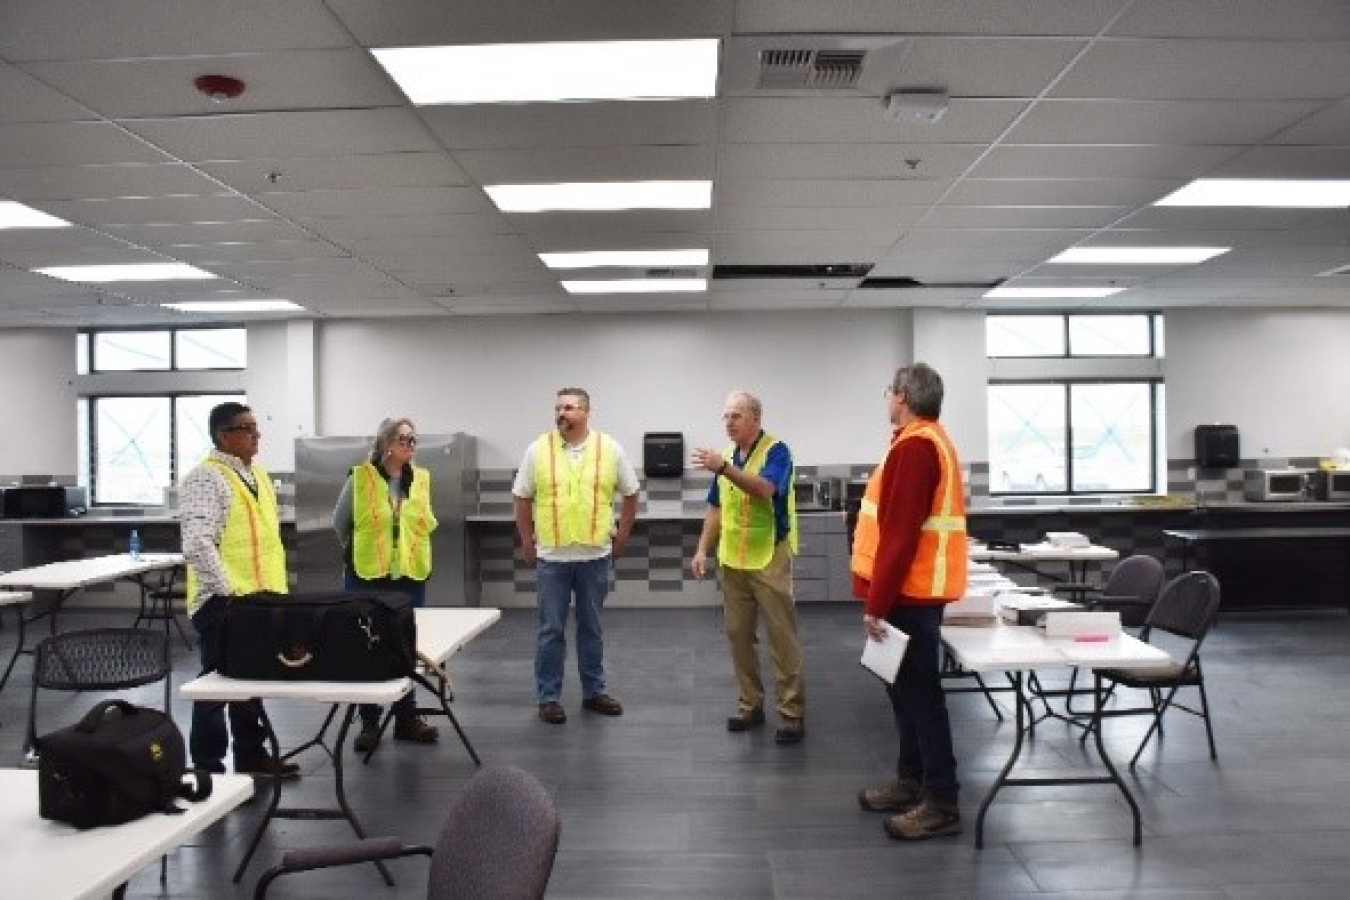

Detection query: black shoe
(235, 756), (301, 779)
(582, 694), (624, 716)
(775, 718), (805, 745)
(353, 723), (381, 753)
(393, 715), (439, 743)
(538, 701), (567, 724)
(726, 708), (765, 732)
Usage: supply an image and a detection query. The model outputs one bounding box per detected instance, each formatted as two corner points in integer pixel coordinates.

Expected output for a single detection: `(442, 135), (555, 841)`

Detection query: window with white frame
(986, 313), (1164, 496)
(78, 327), (247, 505)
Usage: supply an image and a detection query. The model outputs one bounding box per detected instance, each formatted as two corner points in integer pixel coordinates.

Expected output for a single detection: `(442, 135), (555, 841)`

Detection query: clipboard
(860, 622), (909, 684)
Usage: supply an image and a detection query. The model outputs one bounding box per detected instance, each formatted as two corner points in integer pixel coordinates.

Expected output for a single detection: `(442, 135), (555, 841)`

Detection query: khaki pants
(719, 541), (805, 721)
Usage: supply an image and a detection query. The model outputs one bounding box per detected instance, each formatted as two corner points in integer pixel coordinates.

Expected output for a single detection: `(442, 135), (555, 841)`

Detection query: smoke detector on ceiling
(194, 74), (246, 102)
(883, 90), (948, 123)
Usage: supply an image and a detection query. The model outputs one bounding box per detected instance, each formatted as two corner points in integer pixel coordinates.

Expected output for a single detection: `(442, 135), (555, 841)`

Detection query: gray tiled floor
(4, 601), (1350, 898)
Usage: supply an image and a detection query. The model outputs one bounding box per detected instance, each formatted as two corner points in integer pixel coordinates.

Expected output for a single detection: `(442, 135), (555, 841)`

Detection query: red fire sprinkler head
(194, 74), (246, 101)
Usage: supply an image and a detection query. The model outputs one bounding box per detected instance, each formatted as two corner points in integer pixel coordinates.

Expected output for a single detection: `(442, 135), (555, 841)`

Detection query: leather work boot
(858, 778), (922, 813)
(884, 798), (962, 841)
(393, 715), (439, 743)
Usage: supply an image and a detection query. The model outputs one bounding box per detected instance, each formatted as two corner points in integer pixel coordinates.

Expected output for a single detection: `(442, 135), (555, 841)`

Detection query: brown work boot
(393, 715), (439, 743)
(581, 694), (624, 716)
(884, 798), (962, 841)
(538, 701), (567, 724)
(726, 708), (765, 732)
(858, 777), (922, 813)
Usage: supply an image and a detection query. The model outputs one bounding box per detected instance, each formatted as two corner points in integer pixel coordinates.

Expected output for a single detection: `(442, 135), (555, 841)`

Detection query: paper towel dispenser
(1194, 424), (1240, 469)
(643, 432), (684, 478)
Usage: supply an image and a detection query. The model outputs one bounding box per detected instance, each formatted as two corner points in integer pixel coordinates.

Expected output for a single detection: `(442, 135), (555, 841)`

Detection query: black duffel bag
(218, 590), (417, 682)
(39, 699), (212, 829)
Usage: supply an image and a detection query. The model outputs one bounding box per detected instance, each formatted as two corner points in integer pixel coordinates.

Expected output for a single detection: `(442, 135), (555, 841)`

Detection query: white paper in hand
(861, 622), (910, 684)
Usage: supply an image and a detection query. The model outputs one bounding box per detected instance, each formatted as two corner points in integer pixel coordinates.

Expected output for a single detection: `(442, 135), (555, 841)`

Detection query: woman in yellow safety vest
(333, 417), (440, 753)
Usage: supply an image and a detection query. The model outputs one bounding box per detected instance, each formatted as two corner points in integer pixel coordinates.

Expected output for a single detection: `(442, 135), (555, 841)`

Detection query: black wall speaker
(1194, 424), (1240, 469)
(643, 432), (684, 478)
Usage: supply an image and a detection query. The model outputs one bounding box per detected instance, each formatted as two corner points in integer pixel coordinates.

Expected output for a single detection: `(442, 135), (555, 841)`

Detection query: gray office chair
(1081, 570), (1222, 768)
(1054, 553), (1166, 626)
(254, 764), (561, 899)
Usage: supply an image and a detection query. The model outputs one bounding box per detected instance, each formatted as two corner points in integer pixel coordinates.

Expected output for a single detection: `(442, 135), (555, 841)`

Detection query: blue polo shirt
(706, 436), (794, 543)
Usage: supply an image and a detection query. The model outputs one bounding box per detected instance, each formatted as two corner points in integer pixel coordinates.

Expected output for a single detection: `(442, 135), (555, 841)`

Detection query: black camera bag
(38, 699), (212, 829)
(218, 590), (417, 682)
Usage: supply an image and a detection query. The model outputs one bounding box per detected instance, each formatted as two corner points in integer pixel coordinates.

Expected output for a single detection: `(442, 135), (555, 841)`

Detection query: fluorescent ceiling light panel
(35, 263), (217, 283)
(539, 249), (709, 269)
(1048, 247), (1230, 265)
(487, 180), (712, 212)
(372, 39), (718, 104)
(0, 201), (72, 230)
(163, 300), (303, 313)
(562, 278), (707, 294)
(984, 286), (1125, 299)
(1155, 179), (1350, 208)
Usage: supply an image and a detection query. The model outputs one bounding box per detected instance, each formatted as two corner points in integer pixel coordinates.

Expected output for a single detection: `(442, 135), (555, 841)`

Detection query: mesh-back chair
(26, 627), (173, 754)
(255, 765), (561, 899)
(1082, 570), (1222, 768)
(1055, 553), (1165, 627)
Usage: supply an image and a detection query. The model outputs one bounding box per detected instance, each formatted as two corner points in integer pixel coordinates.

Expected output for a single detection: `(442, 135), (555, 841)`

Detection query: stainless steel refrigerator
(293, 433), (477, 604)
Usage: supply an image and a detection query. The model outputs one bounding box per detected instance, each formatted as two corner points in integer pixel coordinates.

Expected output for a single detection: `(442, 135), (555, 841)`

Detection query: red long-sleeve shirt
(853, 427), (942, 619)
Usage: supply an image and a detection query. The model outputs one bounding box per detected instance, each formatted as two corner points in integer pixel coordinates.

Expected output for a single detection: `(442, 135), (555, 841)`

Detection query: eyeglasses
(394, 434), (417, 446)
(223, 424), (260, 435)
(554, 404), (585, 413)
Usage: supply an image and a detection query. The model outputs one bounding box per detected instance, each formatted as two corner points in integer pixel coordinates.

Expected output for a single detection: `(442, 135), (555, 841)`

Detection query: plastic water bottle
(128, 529), (141, 561)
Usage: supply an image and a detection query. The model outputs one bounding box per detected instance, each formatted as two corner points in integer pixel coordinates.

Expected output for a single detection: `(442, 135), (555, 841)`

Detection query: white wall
(0, 329), (76, 476)
(307, 311), (922, 468)
(1165, 309), (1350, 461)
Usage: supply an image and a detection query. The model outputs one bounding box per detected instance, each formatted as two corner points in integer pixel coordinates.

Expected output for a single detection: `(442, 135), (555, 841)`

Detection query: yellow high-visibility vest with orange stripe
(717, 433), (798, 570)
(850, 419), (968, 600)
(533, 431), (619, 547)
(186, 458), (287, 614)
(351, 462), (437, 581)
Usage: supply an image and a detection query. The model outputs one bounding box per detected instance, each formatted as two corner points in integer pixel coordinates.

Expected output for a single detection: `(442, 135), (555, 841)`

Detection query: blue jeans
(884, 603), (959, 805)
(535, 557), (611, 703)
(345, 569), (425, 726)
(189, 595), (268, 769)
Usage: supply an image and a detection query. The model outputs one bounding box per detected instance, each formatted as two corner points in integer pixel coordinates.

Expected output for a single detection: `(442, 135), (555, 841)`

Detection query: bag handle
(270, 606), (328, 668)
(180, 769), (214, 803)
(74, 698), (138, 733)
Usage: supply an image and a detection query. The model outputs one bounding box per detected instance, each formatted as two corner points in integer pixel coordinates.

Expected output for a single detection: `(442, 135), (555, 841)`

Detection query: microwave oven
(1312, 469), (1350, 502)
(793, 477), (839, 511)
(1243, 469), (1312, 502)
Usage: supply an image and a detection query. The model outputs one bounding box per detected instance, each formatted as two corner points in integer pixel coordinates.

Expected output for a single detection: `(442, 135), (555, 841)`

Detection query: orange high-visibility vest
(850, 419), (967, 600)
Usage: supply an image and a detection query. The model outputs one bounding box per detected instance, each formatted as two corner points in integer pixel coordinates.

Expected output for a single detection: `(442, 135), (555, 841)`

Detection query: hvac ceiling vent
(713, 263), (873, 280)
(723, 35), (907, 95)
(757, 48), (866, 90)
(860, 277), (1004, 290)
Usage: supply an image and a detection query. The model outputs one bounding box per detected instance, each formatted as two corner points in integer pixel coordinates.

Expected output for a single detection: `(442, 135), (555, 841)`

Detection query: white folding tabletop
(942, 621), (1169, 847)
(0, 767), (252, 900)
(0, 553), (183, 693)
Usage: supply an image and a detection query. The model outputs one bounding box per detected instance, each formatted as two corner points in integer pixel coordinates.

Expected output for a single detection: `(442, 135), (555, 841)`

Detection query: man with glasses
(690, 390), (805, 745)
(180, 401), (299, 779)
(513, 387), (638, 725)
(852, 364), (968, 840)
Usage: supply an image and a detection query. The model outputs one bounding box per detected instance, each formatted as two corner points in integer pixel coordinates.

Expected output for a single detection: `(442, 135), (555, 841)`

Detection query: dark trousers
(189, 595), (268, 769)
(884, 603), (959, 805)
(345, 570), (426, 726)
